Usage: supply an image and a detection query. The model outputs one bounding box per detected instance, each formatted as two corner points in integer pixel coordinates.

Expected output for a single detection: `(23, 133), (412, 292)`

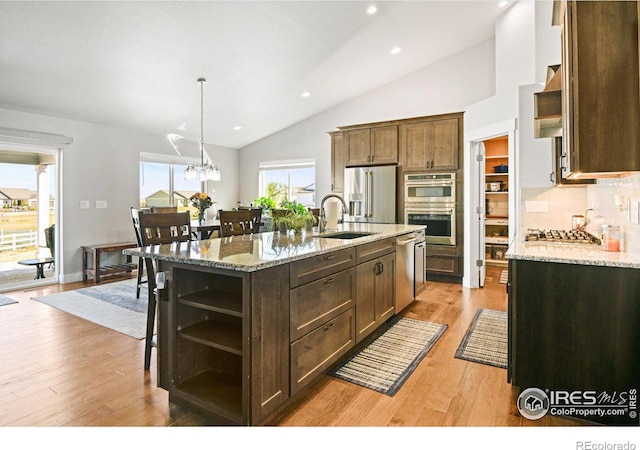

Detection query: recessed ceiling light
(233, 125), (242, 131)
(390, 47), (402, 55)
(367, 5), (378, 15)
(498, 1), (508, 7)
(301, 91), (311, 98)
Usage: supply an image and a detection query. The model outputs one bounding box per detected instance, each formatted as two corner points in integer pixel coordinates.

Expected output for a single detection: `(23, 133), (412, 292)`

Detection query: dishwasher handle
(397, 237), (417, 246)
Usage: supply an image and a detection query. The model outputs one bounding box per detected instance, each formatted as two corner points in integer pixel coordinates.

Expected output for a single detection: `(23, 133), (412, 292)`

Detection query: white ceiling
(0, 1), (510, 149)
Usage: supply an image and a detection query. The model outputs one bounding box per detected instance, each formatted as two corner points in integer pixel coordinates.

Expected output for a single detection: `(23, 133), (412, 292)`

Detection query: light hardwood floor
(0, 268), (582, 427)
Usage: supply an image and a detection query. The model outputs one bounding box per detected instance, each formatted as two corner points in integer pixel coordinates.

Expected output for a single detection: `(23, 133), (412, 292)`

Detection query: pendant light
(184, 77), (221, 181)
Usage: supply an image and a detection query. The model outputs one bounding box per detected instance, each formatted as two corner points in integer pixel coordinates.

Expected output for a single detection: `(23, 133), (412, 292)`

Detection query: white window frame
(258, 159), (316, 206)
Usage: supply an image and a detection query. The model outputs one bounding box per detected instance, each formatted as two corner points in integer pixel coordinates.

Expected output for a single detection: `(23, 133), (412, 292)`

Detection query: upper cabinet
(559, 0), (640, 179)
(343, 125), (398, 167)
(329, 131), (345, 193)
(400, 117), (460, 171)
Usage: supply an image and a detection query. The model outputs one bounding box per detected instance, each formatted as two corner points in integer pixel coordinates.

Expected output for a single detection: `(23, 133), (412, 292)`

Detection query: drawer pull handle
(323, 255), (336, 260)
(323, 277), (334, 284)
(323, 323), (335, 331)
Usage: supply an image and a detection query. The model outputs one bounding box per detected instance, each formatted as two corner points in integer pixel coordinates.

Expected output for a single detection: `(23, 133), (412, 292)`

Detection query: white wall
(0, 107), (239, 282)
(238, 38), (496, 205)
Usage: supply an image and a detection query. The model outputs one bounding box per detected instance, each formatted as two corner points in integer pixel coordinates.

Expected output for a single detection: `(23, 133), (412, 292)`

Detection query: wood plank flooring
(0, 268), (582, 428)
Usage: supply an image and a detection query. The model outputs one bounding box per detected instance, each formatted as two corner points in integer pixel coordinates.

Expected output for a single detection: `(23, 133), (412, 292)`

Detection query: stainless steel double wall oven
(404, 172), (456, 246)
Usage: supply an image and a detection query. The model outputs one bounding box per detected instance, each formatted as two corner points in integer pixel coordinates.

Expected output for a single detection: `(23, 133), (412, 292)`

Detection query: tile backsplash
(520, 174), (640, 255)
(587, 174), (640, 255)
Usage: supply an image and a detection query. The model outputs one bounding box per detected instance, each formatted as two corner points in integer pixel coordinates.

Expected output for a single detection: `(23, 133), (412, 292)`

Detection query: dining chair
(218, 209), (255, 237)
(238, 206), (263, 232)
(150, 206), (178, 213)
(129, 208), (147, 299)
(137, 210), (192, 370)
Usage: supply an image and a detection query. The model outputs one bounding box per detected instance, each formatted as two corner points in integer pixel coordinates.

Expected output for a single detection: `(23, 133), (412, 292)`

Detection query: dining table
(191, 219), (221, 240)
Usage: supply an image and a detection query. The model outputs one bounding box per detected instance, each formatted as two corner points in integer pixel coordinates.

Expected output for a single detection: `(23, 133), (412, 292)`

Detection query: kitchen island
(506, 237), (639, 425)
(125, 223), (425, 425)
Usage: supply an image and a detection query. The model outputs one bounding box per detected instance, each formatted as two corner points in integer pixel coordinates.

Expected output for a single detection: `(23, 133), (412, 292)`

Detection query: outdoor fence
(0, 230), (37, 252)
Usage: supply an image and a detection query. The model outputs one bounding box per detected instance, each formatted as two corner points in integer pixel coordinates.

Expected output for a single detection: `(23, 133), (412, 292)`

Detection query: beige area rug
(31, 279), (147, 339)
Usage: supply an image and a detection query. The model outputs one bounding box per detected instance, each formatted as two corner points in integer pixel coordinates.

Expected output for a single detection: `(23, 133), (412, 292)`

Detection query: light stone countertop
(124, 223), (426, 272)
(506, 235), (640, 269)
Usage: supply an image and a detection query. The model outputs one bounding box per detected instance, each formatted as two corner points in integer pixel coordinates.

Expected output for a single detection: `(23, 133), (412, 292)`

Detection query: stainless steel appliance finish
(343, 166), (397, 223)
(414, 229), (426, 297)
(405, 172), (456, 204)
(405, 206), (455, 245)
(396, 231), (418, 314)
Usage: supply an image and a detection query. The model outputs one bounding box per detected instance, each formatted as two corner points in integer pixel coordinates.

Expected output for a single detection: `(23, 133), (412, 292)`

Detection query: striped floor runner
(499, 269), (508, 284)
(330, 317), (448, 396)
(455, 308), (508, 369)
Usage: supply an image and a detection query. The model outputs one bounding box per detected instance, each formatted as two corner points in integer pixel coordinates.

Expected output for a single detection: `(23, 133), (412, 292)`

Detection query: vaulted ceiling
(0, 1), (510, 149)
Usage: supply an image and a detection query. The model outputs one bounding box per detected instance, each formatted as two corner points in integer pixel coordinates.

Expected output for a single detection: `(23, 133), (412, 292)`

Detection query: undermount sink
(316, 231), (376, 240)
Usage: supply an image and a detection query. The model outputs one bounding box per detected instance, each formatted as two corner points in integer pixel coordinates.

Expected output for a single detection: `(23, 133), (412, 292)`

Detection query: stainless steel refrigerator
(343, 166), (397, 223)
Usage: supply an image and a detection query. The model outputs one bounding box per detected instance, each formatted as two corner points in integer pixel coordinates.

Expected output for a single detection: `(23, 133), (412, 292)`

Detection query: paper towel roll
(326, 201), (339, 230)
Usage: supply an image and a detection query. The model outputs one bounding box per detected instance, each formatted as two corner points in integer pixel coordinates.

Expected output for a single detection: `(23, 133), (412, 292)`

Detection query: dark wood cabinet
(290, 308), (355, 395)
(560, 0), (640, 179)
(550, 137), (594, 186)
(330, 131), (345, 192)
(160, 263), (291, 425)
(156, 232), (410, 424)
(400, 118), (458, 171)
(355, 251), (395, 343)
(508, 258), (640, 424)
(344, 125), (398, 167)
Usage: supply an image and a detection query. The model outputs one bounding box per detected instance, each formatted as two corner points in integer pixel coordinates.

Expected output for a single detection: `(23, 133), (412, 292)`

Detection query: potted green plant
(272, 201), (316, 235)
(253, 196), (277, 216)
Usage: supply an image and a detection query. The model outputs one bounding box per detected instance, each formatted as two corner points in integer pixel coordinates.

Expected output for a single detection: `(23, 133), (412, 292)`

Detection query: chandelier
(185, 77), (221, 181)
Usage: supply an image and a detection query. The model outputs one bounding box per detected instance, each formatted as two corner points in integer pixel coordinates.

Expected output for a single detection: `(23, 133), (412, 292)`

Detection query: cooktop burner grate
(524, 228), (601, 245)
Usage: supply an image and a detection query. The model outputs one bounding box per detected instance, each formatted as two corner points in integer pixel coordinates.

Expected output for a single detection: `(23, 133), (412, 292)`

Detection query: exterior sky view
(0, 163), (56, 194)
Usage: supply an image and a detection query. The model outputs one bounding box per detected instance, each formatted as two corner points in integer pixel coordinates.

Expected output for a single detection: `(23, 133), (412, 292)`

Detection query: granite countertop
(124, 223), (425, 272)
(506, 236), (640, 269)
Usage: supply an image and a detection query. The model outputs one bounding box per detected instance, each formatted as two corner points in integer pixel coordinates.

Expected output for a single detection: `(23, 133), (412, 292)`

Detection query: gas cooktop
(524, 228), (601, 245)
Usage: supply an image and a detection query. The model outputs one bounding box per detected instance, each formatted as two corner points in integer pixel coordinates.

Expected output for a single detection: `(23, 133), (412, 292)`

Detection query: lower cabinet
(159, 262), (289, 426)
(159, 240), (400, 425)
(289, 267), (356, 394)
(290, 308), (355, 395)
(508, 259), (640, 425)
(355, 251), (396, 343)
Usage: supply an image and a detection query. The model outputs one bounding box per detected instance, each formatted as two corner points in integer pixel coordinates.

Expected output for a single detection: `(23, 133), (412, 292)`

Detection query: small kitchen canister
(601, 224), (621, 252)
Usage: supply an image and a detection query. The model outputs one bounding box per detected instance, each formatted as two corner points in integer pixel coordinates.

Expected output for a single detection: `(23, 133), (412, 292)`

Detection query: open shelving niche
(172, 267), (247, 424)
(484, 136), (509, 267)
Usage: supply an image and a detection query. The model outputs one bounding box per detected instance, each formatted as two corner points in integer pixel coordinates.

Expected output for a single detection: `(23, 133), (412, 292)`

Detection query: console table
(81, 242), (138, 283)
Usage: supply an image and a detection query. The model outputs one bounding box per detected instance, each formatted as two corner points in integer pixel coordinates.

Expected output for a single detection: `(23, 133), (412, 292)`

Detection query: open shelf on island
(178, 320), (243, 355)
(178, 290), (243, 317)
(175, 368), (243, 424)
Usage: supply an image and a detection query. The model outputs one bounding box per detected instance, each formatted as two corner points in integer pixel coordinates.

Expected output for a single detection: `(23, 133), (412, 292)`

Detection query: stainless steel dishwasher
(395, 231), (418, 313)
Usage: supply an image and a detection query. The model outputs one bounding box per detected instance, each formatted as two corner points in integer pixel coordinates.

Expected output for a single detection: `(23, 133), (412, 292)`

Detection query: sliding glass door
(0, 147), (58, 291)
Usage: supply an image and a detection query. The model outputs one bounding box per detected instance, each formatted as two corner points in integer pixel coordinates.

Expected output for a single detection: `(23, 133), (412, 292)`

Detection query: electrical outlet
(95, 200), (108, 209)
(80, 200), (90, 209)
(630, 201), (640, 225)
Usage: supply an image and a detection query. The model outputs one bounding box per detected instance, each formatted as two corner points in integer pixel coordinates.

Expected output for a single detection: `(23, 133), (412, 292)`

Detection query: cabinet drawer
(426, 254), (458, 275)
(290, 268), (355, 341)
(290, 248), (355, 288)
(356, 237), (395, 264)
(290, 308), (355, 395)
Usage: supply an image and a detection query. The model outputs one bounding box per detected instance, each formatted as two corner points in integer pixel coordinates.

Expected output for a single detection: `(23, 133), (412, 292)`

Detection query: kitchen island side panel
(509, 259), (640, 393)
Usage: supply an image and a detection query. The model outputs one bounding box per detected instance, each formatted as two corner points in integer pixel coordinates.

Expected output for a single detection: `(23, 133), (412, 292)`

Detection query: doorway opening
(464, 118), (516, 289)
(0, 147), (59, 291)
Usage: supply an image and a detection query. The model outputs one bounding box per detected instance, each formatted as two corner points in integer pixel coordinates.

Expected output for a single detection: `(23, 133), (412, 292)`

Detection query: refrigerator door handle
(367, 171), (373, 218)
